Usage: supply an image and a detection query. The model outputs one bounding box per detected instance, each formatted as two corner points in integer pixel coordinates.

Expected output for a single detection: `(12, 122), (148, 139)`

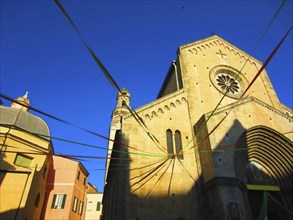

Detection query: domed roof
(0, 93), (50, 140)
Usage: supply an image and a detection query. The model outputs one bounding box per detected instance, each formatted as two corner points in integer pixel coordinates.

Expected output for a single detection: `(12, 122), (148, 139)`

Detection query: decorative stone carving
(227, 202), (240, 219)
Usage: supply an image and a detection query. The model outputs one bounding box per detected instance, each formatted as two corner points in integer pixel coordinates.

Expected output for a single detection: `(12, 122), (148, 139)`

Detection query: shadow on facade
(0, 152), (16, 184)
(103, 120), (293, 220)
(0, 208), (26, 220)
(198, 119), (293, 220)
(0, 150), (31, 220)
(102, 129), (201, 220)
(40, 160), (56, 219)
(0, 169), (43, 220)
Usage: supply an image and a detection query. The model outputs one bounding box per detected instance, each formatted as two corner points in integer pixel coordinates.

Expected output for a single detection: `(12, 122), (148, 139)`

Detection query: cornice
(178, 35), (262, 68)
(124, 89), (186, 121)
(205, 96), (293, 122)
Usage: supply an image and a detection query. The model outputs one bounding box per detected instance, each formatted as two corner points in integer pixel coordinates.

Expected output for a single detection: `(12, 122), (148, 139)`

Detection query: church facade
(102, 35), (293, 220)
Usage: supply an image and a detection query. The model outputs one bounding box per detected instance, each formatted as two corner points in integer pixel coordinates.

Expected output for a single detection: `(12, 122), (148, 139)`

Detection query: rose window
(216, 74), (240, 94)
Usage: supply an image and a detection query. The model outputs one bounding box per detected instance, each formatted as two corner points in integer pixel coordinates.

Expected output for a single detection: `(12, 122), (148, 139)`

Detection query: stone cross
(216, 50), (227, 59)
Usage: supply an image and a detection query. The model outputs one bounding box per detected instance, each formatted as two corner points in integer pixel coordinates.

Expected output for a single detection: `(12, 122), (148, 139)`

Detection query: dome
(0, 106), (51, 140)
(0, 93), (50, 140)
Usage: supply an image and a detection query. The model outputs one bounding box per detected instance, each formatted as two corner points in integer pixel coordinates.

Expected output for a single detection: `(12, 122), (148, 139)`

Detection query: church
(102, 35), (293, 220)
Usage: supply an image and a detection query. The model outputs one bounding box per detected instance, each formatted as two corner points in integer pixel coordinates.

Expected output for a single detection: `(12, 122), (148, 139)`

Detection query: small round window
(209, 65), (248, 99)
(215, 73), (240, 95)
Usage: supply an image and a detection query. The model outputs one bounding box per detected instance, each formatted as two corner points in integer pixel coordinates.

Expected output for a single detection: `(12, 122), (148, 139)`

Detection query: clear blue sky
(1, 0), (292, 192)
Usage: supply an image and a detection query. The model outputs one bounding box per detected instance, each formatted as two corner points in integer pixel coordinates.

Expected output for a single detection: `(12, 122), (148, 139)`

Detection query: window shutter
(96, 202), (101, 211)
(51, 195), (57, 208)
(61, 195), (66, 208)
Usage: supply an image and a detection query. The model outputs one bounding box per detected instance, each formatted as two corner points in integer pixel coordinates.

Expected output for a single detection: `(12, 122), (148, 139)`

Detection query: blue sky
(1, 0), (292, 192)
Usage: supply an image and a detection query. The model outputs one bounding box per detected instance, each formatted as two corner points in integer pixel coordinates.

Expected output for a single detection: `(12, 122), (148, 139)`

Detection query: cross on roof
(216, 50), (227, 59)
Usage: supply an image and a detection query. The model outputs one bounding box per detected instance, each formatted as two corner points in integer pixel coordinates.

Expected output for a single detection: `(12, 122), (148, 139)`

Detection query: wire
(130, 157), (169, 193)
(144, 158), (174, 198)
(179, 0), (289, 155)
(183, 24), (293, 155)
(53, 0), (165, 153)
(0, 119), (166, 158)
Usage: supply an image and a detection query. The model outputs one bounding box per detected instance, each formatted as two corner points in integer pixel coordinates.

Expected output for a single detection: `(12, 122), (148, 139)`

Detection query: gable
(176, 35), (282, 119)
(178, 35), (261, 64)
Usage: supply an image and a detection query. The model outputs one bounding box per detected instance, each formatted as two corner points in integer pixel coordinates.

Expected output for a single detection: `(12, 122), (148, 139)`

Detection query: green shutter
(51, 195), (57, 208)
(96, 202), (101, 211)
(61, 195), (66, 208)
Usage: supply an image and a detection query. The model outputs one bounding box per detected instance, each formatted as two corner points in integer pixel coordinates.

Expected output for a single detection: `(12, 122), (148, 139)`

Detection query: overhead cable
(54, 0), (166, 153)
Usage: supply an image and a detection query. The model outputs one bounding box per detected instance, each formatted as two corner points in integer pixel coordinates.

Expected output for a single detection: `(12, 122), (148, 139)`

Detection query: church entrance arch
(234, 125), (293, 219)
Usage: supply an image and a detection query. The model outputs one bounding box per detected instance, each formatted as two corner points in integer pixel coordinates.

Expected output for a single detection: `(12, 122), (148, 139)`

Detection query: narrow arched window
(175, 130), (183, 159)
(122, 101), (127, 108)
(166, 129), (174, 155)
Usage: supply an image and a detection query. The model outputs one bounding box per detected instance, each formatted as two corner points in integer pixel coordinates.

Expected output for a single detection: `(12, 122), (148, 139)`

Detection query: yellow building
(103, 35), (293, 220)
(0, 93), (53, 220)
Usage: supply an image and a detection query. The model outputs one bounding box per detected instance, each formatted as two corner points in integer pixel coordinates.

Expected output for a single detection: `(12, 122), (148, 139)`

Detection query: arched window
(166, 129), (174, 155)
(122, 101), (127, 108)
(175, 130), (183, 159)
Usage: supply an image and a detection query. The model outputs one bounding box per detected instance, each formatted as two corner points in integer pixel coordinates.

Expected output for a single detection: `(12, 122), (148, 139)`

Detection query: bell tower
(104, 87), (131, 184)
(112, 87), (131, 128)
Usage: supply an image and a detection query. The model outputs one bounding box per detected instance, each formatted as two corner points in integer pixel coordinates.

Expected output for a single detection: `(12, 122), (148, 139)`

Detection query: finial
(24, 91), (29, 99)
